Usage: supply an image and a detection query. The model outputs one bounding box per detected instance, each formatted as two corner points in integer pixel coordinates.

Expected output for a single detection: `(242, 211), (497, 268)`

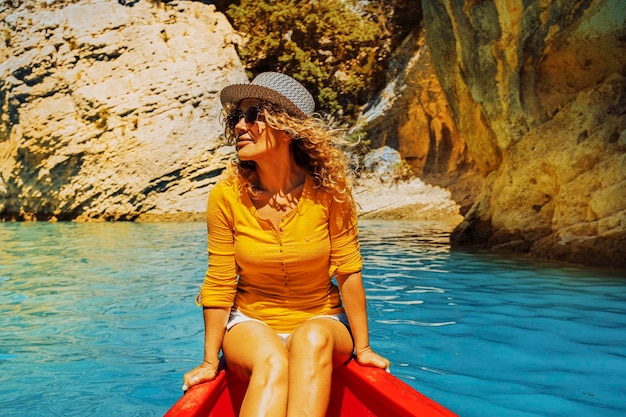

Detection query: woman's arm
(336, 271), (390, 370)
(182, 306), (230, 392)
(182, 183), (238, 392)
(201, 306), (230, 367)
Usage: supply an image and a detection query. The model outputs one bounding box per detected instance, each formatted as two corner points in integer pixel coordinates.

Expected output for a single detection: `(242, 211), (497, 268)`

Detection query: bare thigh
(222, 321), (288, 381)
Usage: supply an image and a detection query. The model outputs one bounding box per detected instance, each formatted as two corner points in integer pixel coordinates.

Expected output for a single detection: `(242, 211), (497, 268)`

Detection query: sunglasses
(229, 106), (261, 125)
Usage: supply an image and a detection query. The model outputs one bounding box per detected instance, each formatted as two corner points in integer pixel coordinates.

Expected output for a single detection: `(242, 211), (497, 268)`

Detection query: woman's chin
(237, 149), (254, 161)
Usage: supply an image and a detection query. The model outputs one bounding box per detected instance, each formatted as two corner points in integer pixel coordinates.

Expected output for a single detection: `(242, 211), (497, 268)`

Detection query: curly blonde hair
(221, 101), (355, 206)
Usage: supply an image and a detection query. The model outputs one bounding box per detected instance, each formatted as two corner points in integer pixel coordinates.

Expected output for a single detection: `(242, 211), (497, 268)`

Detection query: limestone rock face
(354, 147), (463, 225)
(356, 29), (482, 215)
(421, 0), (626, 267)
(0, 0), (246, 221)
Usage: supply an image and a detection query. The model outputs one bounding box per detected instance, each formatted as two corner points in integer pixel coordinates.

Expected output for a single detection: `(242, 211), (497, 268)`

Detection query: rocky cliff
(355, 28), (482, 216)
(0, 0), (246, 221)
(359, 0), (625, 267)
(434, 0), (626, 267)
(2, 0), (624, 267)
(0, 0), (461, 224)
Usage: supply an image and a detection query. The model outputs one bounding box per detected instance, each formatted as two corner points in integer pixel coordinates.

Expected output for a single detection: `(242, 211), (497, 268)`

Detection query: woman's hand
(355, 345), (391, 372)
(182, 359), (220, 392)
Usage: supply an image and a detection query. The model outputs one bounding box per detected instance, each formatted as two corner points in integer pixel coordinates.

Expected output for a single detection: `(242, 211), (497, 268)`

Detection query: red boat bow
(165, 359), (458, 417)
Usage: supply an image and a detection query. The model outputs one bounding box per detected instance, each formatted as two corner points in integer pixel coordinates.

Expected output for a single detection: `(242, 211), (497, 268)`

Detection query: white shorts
(226, 309), (350, 345)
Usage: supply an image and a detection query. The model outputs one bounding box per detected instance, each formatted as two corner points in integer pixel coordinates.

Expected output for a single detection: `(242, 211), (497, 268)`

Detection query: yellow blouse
(197, 176), (362, 333)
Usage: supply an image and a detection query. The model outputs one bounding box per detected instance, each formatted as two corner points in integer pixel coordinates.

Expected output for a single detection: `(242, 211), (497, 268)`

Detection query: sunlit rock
(355, 29), (482, 215)
(354, 146), (463, 225)
(0, 0), (246, 221)
(421, 0), (626, 267)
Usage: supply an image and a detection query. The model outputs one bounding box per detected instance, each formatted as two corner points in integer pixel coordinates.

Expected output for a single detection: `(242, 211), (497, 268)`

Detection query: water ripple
(376, 319), (457, 327)
(1, 220), (625, 416)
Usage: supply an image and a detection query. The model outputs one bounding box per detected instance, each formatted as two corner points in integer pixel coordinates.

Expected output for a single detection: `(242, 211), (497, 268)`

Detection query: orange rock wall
(421, 0), (626, 267)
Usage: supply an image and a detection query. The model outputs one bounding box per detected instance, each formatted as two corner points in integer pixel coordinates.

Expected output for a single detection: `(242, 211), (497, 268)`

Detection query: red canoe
(164, 359), (458, 417)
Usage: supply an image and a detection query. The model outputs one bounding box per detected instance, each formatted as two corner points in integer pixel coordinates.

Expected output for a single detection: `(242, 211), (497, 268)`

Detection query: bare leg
(285, 318), (353, 417)
(222, 321), (289, 417)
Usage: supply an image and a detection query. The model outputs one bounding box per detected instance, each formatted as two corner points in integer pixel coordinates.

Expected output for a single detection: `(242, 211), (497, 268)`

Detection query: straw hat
(220, 72), (315, 118)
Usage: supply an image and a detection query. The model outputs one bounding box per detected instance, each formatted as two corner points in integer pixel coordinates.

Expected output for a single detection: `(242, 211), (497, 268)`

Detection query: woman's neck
(254, 161), (306, 195)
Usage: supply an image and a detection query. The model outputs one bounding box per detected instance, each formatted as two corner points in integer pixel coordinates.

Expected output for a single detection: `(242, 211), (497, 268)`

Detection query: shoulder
(208, 179), (243, 217)
(309, 185), (353, 214)
(207, 179), (243, 226)
(305, 185), (357, 229)
(304, 176), (332, 205)
(210, 178), (240, 200)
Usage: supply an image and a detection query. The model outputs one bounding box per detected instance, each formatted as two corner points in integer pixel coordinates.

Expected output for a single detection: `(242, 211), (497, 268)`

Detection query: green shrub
(226, 0), (386, 119)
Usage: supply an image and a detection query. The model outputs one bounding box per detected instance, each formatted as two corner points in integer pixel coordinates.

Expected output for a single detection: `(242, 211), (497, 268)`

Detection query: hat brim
(220, 84), (307, 118)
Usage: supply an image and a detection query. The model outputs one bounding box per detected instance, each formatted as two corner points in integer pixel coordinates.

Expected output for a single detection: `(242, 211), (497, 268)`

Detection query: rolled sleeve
(197, 183), (238, 308)
(328, 198), (362, 276)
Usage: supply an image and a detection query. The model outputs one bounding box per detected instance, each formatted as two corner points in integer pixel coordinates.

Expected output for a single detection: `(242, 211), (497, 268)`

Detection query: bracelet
(356, 345), (371, 354)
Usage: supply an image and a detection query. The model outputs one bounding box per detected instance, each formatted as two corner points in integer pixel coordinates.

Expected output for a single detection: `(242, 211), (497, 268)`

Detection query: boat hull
(165, 360), (457, 417)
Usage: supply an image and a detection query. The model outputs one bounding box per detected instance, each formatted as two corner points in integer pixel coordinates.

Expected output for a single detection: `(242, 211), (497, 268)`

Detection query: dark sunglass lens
(244, 107), (259, 124)
(228, 109), (241, 124)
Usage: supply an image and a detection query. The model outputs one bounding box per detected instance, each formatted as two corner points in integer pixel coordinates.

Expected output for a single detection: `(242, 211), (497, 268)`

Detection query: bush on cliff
(225, 0), (389, 118)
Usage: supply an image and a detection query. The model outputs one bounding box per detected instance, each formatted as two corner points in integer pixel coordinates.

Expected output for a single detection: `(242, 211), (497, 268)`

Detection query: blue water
(1, 221), (624, 417)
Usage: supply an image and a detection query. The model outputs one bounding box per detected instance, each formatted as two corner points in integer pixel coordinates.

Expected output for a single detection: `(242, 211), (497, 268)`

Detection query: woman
(182, 72), (389, 417)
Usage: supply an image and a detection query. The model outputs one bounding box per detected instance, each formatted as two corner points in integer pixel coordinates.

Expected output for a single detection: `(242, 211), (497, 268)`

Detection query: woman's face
(234, 99), (290, 163)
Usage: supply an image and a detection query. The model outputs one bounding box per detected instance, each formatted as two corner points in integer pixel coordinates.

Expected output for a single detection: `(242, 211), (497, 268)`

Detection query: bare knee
(250, 350), (289, 386)
(291, 323), (333, 362)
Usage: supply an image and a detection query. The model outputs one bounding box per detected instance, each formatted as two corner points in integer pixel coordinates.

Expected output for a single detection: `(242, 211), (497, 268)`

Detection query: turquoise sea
(1, 221), (625, 416)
